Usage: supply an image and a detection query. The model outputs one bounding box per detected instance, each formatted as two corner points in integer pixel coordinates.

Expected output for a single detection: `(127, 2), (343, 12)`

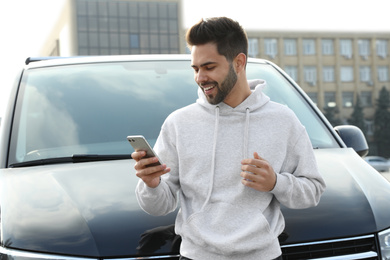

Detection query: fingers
(135, 162), (170, 188)
(253, 151), (261, 160)
(132, 151), (170, 188)
(240, 166), (266, 182)
(135, 156), (160, 169)
(240, 168), (276, 191)
(131, 151), (146, 162)
(241, 153), (269, 170)
(241, 178), (259, 189)
(137, 165), (170, 187)
(240, 152), (276, 192)
(135, 163), (169, 177)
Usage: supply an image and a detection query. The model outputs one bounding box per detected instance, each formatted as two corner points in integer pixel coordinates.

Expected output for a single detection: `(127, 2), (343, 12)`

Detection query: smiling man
(133, 17), (326, 260)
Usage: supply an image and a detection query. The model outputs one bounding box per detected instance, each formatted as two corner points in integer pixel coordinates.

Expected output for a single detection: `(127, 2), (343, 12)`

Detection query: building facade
(40, 0), (184, 57)
(246, 30), (390, 134)
(75, 0), (183, 55)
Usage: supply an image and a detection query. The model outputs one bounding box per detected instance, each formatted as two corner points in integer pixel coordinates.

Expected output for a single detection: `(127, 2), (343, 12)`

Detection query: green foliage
(374, 86), (390, 158)
(323, 106), (342, 127)
(348, 95), (366, 137)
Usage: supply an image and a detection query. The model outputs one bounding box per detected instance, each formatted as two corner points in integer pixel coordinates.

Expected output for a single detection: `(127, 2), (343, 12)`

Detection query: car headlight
(379, 228), (390, 260)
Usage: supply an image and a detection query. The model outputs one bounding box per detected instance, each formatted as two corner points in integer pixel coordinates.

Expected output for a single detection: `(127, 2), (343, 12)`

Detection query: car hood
(0, 160), (179, 258)
(280, 148), (390, 244)
(1, 149), (390, 257)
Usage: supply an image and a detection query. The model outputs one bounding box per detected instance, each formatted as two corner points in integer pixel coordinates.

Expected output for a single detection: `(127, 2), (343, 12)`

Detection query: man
(133, 17), (326, 260)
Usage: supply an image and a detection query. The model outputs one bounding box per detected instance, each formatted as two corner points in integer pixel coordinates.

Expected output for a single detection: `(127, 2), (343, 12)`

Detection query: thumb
(253, 152), (261, 160)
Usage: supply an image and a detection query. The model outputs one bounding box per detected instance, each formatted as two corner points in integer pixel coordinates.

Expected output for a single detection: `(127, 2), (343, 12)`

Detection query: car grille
(281, 234), (379, 260)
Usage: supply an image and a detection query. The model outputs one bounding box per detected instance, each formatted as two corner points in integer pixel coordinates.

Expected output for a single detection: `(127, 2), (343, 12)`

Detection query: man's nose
(195, 70), (207, 83)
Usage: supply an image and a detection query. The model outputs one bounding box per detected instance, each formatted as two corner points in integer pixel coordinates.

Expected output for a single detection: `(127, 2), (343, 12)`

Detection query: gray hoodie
(136, 79), (326, 259)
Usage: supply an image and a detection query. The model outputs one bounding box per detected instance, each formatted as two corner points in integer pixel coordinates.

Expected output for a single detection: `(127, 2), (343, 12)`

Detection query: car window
(8, 60), (338, 166)
(246, 63), (337, 149)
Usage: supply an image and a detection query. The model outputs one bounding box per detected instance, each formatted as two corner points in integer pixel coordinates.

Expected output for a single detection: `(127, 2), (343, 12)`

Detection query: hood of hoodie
(196, 79), (270, 114)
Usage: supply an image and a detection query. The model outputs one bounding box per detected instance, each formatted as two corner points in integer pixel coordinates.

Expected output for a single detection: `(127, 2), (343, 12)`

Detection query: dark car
(1, 55), (390, 260)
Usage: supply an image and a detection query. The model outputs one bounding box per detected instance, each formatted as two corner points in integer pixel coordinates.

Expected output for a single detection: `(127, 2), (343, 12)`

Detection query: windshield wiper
(72, 154), (131, 162)
(9, 154), (131, 168)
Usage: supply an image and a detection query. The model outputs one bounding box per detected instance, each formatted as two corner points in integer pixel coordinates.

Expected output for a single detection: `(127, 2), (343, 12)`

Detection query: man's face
(191, 43), (237, 105)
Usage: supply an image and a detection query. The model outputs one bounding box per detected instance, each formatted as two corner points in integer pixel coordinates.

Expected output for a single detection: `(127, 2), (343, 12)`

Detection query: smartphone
(127, 135), (162, 166)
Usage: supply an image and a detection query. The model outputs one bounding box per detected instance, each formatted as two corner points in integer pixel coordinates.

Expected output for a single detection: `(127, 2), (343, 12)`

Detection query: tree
(348, 94), (366, 137)
(323, 106), (342, 127)
(374, 86), (390, 158)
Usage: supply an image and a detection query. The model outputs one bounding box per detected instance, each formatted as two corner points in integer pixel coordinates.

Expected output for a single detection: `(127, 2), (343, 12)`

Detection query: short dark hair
(186, 17), (248, 63)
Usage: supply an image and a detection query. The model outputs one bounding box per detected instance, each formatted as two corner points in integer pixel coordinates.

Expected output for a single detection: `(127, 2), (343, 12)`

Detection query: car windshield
(8, 59), (338, 166)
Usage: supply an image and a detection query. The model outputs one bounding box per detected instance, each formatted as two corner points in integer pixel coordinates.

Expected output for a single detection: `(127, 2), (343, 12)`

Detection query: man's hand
(132, 151), (170, 188)
(240, 152), (277, 192)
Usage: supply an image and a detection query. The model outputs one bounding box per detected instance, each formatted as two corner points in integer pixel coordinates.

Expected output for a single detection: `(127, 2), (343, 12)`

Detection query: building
(246, 30), (390, 132)
(40, 0), (184, 57)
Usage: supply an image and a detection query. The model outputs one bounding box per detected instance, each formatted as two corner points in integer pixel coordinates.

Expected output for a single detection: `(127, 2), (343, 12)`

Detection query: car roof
(24, 54), (270, 69)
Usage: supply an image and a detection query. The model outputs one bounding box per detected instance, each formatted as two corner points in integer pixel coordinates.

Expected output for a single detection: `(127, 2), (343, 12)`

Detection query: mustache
(199, 81), (218, 87)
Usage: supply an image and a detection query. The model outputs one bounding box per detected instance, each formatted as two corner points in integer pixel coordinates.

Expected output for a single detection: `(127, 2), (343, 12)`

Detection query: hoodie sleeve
(135, 119), (181, 216)
(271, 128), (326, 209)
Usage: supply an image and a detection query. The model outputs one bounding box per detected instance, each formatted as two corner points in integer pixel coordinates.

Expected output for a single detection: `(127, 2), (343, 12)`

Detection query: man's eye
(206, 66), (215, 71)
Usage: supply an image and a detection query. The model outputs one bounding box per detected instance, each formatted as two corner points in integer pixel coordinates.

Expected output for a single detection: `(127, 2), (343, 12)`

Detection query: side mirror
(334, 125), (369, 157)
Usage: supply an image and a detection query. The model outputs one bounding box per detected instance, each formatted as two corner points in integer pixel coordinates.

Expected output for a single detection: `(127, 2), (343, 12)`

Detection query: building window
(284, 39), (297, 56)
(303, 39), (316, 55)
(130, 34), (139, 48)
(342, 92), (354, 108)
(76, 0), (180, 55)
(307, 93), (318, 106)
(304, 66), (317, 86)
(376, 39), (388, 58)
(340, 39), (353, 59)
(322, 39), (334, 55)
(248, 38), (259, 58)
(359, 66), (371, 83)
(284, 66), (298, 81)
(264, 38), (278, 58)
(358, 39), (371, 59)
(324, 92), (336, 107)
(361, 91), (373, 107)
(378, 66), (389, 82)
(365, 120), (374, 136)
(323, 66), (335, 82)
(340, 66), (354, 82)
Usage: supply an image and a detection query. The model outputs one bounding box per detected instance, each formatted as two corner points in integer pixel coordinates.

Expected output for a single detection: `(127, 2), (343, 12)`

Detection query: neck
(223, 78), (251, 108)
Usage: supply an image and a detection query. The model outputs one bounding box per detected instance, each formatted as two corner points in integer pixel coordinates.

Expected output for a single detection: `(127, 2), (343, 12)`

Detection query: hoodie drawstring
(201, 106), (219, 211)
(243, 108), (250, 159)
(201, 106), (252, 211)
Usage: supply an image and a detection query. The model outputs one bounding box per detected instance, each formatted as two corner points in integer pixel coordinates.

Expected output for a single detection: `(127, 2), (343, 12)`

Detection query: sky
(1, 0), (389, 117)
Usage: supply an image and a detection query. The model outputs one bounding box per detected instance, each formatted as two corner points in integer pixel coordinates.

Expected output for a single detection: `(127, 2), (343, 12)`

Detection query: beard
(203, 63), (238, 105)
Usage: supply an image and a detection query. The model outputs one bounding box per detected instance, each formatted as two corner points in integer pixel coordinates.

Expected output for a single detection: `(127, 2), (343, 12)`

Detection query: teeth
(204, 86), (214, 91)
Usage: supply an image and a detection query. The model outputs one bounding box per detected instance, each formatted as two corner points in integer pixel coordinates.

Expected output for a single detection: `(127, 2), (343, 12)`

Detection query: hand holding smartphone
(127, 135), (162, 167)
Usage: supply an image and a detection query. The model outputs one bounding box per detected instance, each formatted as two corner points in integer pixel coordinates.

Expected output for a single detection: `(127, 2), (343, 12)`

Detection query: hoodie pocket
(182, 201), (275, 255)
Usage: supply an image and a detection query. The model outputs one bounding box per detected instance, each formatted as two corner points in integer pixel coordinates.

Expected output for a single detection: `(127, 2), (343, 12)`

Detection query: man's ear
(234, 53), (247, 73)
